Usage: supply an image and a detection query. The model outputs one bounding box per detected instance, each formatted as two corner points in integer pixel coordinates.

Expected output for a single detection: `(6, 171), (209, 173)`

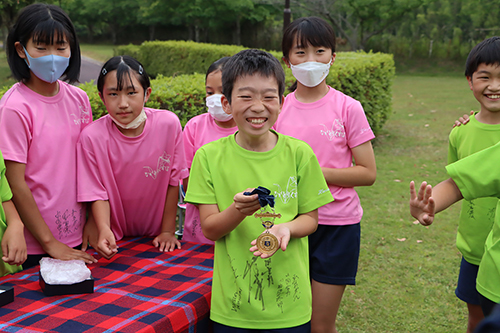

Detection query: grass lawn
(80, 44), (115, 62)
(338, 72), (479, 332)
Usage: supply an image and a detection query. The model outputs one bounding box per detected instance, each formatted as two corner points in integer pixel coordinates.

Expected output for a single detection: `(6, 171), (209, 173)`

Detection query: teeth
(249, 118), (265, 124)
(488, 94), (500, 99)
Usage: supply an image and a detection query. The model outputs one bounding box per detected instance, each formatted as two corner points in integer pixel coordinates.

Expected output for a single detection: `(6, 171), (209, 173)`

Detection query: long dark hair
(6, 3), (81, 83)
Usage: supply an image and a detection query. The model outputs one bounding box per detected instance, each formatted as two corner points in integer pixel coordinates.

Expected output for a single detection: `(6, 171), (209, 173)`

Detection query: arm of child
(153, 185), (181, 251)
(409, 179), (463, 226)
(85, 200), (118, 259)
(321, 141), (377, 187)
(5, 161), (97, 264)
(249, 209), (318, 259)
(1, 199), (26, 265)
(198, 190), (261, 241)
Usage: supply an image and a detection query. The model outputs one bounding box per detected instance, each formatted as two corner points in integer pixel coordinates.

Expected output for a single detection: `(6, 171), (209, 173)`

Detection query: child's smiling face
(468, 63), (500, 113)
(222, 73), (283, 142)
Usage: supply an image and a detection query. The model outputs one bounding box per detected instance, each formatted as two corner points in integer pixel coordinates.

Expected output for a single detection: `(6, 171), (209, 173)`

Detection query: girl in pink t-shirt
(182, 57), (238, 244)
(78, 56), (189, 259)
(274, 17), (377, 332)
(0, 4), (96, 269)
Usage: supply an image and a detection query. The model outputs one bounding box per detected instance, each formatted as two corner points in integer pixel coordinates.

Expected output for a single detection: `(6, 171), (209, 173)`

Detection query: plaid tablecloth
(0, 237), (214, 333)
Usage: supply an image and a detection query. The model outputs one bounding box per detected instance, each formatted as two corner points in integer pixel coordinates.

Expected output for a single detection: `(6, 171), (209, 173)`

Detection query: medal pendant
(256, 231), (279, 255)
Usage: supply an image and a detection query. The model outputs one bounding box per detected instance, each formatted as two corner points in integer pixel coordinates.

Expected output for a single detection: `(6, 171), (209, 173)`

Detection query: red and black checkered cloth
(0, 237), (214, 332)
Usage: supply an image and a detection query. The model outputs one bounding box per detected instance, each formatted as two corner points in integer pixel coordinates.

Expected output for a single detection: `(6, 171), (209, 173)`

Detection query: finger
(152, 239), (159, 248)
(417, 181), (428, 202)
(175, 240), (182, 250)
(424, 184), (433, 203)
(409, 181), (416, 200)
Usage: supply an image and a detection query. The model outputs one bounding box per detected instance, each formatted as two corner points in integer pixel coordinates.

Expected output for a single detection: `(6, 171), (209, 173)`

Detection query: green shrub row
(0, 43), (394, 135)
(116, 41), (395, 135)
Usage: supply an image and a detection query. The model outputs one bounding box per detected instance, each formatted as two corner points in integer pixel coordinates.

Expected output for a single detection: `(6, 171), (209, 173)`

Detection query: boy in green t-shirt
(446, 37), (500, 332)
(185, 49), (334, 331)
(0, 150), (26, 276)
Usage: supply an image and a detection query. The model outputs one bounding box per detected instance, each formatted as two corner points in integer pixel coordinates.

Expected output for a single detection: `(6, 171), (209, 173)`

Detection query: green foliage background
(114, 41), (395, 134)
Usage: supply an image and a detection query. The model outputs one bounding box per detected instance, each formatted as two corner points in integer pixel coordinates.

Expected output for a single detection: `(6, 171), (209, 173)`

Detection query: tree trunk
(234, 17), (241, 46)
(149, 25), (155, 41)
(195, 25), (200, 43)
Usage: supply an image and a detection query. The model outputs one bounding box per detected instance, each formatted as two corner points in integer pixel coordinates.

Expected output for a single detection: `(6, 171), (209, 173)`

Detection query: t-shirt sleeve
(76, 139), (109, 202)
(296, 146), (334, 213)
(169, 118), (189, 185)
(447, 128), (458, 164)
(0, 162), (12, 203)
(184, 148), (217, 205)
(183, 120), (196, 168)
(345, 100), (375, 149)
(446, 141), (500, 201)
(0, 106), (31, 164)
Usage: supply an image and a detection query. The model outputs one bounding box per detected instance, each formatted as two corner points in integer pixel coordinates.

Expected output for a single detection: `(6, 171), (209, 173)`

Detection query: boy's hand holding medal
(242, 186), (282, 258)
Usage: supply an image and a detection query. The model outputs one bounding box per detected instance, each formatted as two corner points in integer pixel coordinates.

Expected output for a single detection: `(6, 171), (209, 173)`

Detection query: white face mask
(290, 60), (332, 88)
(206, 94), (233, 122)
(110, 108), (147, 130)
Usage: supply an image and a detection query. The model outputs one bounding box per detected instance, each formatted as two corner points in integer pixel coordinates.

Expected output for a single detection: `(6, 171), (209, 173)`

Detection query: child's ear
(331, 52), (337, 64)
(279, 95), (284, 113)
(282, 56), (291, 68)
(98, 92), (105, 104)
(467, 76), (473, 90)
(221, 95), (231, 115)
(144, 87), (152, 103)
(14, 42), (27, 62)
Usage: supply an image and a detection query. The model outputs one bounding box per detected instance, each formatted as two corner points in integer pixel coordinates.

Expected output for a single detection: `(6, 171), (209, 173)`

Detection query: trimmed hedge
(117, 41), (395, 135)
(1, 43), (394, 135)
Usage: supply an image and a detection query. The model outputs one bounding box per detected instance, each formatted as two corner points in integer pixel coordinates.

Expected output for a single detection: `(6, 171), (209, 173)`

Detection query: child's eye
(128, 91), (137, 95)
(206, 91), (214, 96)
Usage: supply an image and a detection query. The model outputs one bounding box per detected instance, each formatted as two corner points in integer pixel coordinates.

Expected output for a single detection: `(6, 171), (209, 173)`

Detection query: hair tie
(138, 65), (143, 75)
(101, 68), (107, 76)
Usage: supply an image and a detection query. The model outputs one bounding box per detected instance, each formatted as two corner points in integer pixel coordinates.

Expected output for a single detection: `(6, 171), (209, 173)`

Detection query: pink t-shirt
(182, 113), (237, 244)
(274, 87), (375, 225)
(77, 108), (189, 240)
(0, 81), (92, 254)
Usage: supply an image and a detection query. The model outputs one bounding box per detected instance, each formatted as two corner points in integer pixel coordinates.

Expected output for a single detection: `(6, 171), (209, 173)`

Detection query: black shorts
(308, 223), (360, 285)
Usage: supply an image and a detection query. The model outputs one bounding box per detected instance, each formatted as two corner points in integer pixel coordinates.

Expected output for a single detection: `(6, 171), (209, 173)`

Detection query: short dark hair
(465, 37), (500, 77)
(97, 56), (151, 95)
(282, 16), (336, 61)
(206, 57), (230, 82)
(6, 3), (81, 84)
(222, 49), (285, 104)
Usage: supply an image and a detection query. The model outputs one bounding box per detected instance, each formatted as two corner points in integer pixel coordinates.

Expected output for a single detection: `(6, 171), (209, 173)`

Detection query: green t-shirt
(447, 140), (500, 302)
(448, 114), (500, 265)
(185, 131), (334, 329)
(0, 150), (22, 276)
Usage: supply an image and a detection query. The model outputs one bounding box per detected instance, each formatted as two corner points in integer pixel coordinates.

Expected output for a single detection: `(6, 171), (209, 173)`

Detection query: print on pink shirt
(71, 104), (92, 125)
(144, 151), (171, 179)
(320, 119), (345, 141)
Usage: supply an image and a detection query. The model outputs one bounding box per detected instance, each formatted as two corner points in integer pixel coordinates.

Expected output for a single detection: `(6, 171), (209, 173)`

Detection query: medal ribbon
(243, 186), (275, 208)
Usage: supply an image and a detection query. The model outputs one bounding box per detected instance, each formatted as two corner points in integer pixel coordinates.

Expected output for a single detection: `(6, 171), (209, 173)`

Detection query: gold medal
(244, 186), (281, 256)
(256, 232), (279, 255)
